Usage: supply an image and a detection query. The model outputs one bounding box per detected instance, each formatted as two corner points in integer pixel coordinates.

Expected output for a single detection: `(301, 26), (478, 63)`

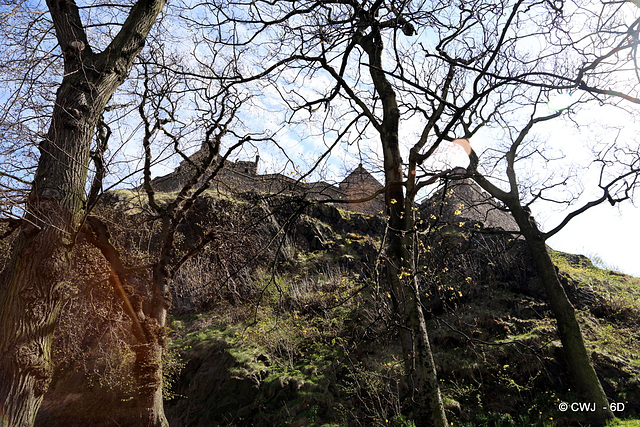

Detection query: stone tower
(338, 164), (385, 215)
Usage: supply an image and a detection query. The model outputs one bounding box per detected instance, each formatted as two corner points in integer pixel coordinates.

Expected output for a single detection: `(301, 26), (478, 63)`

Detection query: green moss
(550, 249), (640, 317)
(159, 215), (639, 426)
(606, 419), (640, 426)
(496, 321), (556, 343)
(457, 412), (558, 427)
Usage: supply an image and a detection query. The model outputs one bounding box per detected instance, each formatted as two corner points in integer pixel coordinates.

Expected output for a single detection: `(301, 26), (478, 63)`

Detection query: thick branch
(82, 216), (147, 343)
(98, 0), (166, 70)
(46, 0), (93, 60)
(465, 148), (514, 202)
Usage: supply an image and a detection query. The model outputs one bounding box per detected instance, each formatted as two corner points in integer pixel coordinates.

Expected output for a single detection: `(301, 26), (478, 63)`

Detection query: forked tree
(454, 111), (639, 425)
(1, 0), (639, 425)
(0, 1), (166, 425)
(0, 3), (285, 425)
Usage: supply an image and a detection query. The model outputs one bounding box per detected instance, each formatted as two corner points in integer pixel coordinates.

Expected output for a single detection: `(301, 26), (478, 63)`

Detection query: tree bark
(467, 156), (613, 426)
(406, 275), (448, 427)
(0, 73), (111, 427)
(357, 24), (448, 427)
(382, 180), (447, 427)
(508, 207), (613, 426)
(130, 249), (171, 427)
(0, 229), (68, 427)
(133, 334), (169, 427)
(0, 2), (165, 425)
(83, 216), (169, 426)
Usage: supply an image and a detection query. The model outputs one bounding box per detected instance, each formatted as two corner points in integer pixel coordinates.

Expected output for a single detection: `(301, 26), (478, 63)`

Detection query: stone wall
(149, 150), (513, 224)
(420, 172), (518, 231)
(149, 152), (385, 215)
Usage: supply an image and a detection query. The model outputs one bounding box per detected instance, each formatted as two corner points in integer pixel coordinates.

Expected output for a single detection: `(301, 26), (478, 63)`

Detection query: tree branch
(82, 216), (147, 343)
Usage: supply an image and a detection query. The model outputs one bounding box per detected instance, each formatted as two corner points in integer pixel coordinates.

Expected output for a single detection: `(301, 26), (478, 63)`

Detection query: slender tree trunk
(466, 135), (613, 425)
(508, 208), (613, 426)
(385, 183), (415, 366)
(406, 276), (448, 427)
(383, 204), (447, 427)
(383, 205), (447, 427)
(356, 28), (448, 427)
(84, 216), (170, 427)
(131, 260), (170, 427)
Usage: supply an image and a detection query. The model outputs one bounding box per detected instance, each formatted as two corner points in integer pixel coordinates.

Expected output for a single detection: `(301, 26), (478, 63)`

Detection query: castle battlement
(149, 148), (515, 225)
(149, 150), (386, 215)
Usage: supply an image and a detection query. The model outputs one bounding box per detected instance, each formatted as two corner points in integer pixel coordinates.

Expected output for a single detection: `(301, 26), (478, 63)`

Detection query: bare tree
(0, 2), (165, 425)
(454, 104), (639, 424)
(2, 0), (638, 425)
(175, 0), (640, 424)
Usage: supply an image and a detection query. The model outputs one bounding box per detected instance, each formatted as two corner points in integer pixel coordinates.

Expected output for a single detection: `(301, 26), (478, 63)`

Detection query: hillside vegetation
(34, 189), (640, 427)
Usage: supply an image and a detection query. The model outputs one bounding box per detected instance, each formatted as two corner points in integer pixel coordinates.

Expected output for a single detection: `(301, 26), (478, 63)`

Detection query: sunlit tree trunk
(0, 65), (115, 427)
(131, 251), (171, 427)
(133, 337), (168, 427)
(85, 214), (170, 427)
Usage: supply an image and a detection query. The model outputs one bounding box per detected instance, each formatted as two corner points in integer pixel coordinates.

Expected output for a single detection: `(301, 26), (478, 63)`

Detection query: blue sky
(2, 1), (639, 277)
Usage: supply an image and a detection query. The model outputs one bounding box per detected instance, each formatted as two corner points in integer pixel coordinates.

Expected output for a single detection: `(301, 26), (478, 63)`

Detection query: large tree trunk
(0, 232), (68, 427)
(0, 2), (165, 425)
(0, 76), (110, 427)
(508, 207), (613, 426)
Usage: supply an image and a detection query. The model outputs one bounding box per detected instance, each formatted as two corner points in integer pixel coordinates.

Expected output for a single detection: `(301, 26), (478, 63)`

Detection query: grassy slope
(33, 189), (639, 426)
(163, 206), (640, 426)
